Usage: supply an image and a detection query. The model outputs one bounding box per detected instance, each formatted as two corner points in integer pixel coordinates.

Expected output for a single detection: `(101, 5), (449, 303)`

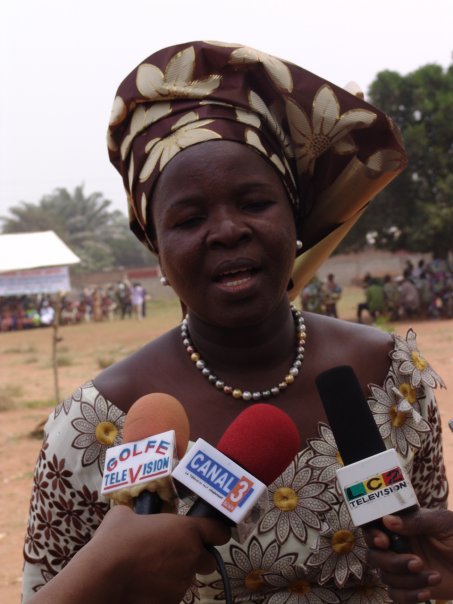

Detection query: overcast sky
(1, 0), (452, 219)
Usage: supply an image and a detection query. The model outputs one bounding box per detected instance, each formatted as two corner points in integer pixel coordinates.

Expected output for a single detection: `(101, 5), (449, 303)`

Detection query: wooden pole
(52, 292), (62, 404)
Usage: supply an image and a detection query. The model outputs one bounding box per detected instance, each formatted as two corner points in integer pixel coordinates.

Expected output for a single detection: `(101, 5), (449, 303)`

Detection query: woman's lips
(214, 267), (257, 291)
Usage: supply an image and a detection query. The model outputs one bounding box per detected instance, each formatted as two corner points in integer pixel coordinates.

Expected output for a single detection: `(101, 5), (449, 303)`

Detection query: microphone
(315, 365), (419, 552)
(172, 403), (301, 542)
(101, 393), (190, 514)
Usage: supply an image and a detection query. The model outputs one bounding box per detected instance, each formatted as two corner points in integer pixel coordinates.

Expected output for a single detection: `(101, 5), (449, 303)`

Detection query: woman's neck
(184, 299), (297, 375)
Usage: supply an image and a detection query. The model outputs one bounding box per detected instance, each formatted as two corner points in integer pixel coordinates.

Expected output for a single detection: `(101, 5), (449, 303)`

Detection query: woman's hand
(29, 505), (231, 604)
(95, 506), (231, 603)
(364, 509), (453, 603)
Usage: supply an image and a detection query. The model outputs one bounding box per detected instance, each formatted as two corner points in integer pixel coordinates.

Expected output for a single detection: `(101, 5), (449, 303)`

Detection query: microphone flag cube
(336, 448), (419, 527)
(172, 438), (268, 540)
(101, 429), (178, 505)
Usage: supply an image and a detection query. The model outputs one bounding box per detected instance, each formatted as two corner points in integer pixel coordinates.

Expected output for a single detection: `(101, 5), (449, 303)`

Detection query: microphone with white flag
(172, 403), (301, 543)
(316, 365), (419, 551)
(101, 392), (190, 514)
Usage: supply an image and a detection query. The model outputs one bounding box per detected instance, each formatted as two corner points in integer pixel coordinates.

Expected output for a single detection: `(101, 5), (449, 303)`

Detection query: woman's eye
(243, 200), (274, 212)
(174, 215), (205, 229)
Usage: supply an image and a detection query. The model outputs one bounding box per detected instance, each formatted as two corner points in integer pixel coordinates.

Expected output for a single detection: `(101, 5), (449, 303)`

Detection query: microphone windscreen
(123, 393), (190, 459)
(216, 404), (301, 485)
(315, 365), (385, 466)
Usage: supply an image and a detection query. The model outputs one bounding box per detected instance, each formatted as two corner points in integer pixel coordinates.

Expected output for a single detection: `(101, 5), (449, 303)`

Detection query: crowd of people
(299, 257), (453, 323)
(300, 273), (343, 317)
(0, 281), (149, 331)
(0, 296), (55, 331)
(4, 257), (452, 333)
(356, 257), (453, 323)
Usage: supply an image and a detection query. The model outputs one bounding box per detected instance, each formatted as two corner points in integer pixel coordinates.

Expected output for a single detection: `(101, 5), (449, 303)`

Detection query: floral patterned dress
(22, 329), (449, 603)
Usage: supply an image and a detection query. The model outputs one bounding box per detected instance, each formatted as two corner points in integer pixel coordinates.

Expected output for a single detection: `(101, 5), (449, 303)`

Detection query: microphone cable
(206, 545), (233, 604)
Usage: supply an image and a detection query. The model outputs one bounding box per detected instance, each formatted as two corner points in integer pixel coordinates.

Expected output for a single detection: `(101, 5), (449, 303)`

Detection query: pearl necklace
(180, 305), (306, 401)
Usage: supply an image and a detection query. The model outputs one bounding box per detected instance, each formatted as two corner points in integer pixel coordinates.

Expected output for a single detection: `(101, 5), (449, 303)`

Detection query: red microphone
(173, 404), (300, 541)
(216, 403), (301, 485)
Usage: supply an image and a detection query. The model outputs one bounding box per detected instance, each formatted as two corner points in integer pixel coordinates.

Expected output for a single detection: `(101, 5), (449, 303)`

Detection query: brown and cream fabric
(107, 41), (407, 264)
(22, 331), (448, 603)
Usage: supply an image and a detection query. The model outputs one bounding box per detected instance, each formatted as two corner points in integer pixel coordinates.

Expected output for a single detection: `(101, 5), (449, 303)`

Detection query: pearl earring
(296, 240), (303, 251)
(160, 276), (169, 286)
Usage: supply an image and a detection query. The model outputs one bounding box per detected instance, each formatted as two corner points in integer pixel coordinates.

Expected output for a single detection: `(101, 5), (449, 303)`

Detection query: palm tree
(1, 185), (151, 271)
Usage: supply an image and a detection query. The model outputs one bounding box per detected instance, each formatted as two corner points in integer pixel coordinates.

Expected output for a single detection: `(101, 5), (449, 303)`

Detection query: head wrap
(108, 41), (407, 296)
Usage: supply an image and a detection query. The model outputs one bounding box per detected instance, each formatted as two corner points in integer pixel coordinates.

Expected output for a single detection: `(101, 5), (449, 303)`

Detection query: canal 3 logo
(344, 466), (408, 508)
(187, 451), (255, 512)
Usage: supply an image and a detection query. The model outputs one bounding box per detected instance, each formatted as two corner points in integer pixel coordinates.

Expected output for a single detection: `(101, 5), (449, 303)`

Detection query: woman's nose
(206, 211), (252, 249)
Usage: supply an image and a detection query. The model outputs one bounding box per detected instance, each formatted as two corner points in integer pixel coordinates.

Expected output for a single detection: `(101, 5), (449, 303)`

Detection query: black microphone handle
(133, 490), (162, 515)
(187, 497), (234, 526)
(364, 504), (419, 554)
(186, 496), (235, 604)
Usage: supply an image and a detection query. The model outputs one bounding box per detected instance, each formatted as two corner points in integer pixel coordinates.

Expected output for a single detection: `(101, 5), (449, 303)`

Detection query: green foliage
(97, 354), (117, 369)
(0, 384), (24, 411)
(339, 63), (453, 257)
(0, 184), (154, 271)
(96, 345), (130, 369)
(3, 344), (38, 354)
(55, 353), (74, 367)
(373, 315), (395, 333)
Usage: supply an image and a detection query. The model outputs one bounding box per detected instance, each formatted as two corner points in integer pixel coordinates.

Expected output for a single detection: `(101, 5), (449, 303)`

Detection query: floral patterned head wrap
(108, 41), (407, 293)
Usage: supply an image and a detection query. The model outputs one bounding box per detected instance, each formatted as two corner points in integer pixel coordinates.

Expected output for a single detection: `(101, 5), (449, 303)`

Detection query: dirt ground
(1, 306), (453, 602)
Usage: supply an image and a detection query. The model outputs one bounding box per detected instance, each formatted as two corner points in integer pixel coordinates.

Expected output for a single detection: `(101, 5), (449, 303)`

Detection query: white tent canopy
(0, 231), (80, 273)
(0, 231), (80, 295)
(0, 231), (80, 272)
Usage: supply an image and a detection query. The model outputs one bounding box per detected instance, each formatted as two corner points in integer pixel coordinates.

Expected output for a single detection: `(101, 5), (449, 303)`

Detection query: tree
(1, 185), (153, 271)
(340, 63), (453, 258)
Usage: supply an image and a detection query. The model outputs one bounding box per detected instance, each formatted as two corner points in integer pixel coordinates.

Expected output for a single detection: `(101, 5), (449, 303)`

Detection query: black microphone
(316, 365), (419, 553)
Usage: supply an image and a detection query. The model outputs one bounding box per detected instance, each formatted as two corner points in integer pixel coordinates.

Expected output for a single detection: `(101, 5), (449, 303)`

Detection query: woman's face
(151, 140), (297, 327)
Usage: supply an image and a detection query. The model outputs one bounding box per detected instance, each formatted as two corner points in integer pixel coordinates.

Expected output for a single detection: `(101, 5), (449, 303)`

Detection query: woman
(23, 41), (448, 603)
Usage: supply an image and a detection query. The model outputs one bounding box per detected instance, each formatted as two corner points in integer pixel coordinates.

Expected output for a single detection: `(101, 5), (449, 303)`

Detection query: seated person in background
(357, 274), (385, 323)
(15, 303), (33, 330)
(398, 268), (421, 319)
(26, 304), (42, 328)
(383, 274), (400, 321)
(300, 275), (326, 314)
(39, 301), (55, 326)
(324, 273), (342, 318)
(60, 300), (78, 325)
(0, 304), (16, 331)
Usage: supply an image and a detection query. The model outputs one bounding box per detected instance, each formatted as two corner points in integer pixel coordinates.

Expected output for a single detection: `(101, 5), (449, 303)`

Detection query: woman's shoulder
(93, 327), (181, 413)
(303, 311), (394, 391)
(304, 311), (393, 349)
